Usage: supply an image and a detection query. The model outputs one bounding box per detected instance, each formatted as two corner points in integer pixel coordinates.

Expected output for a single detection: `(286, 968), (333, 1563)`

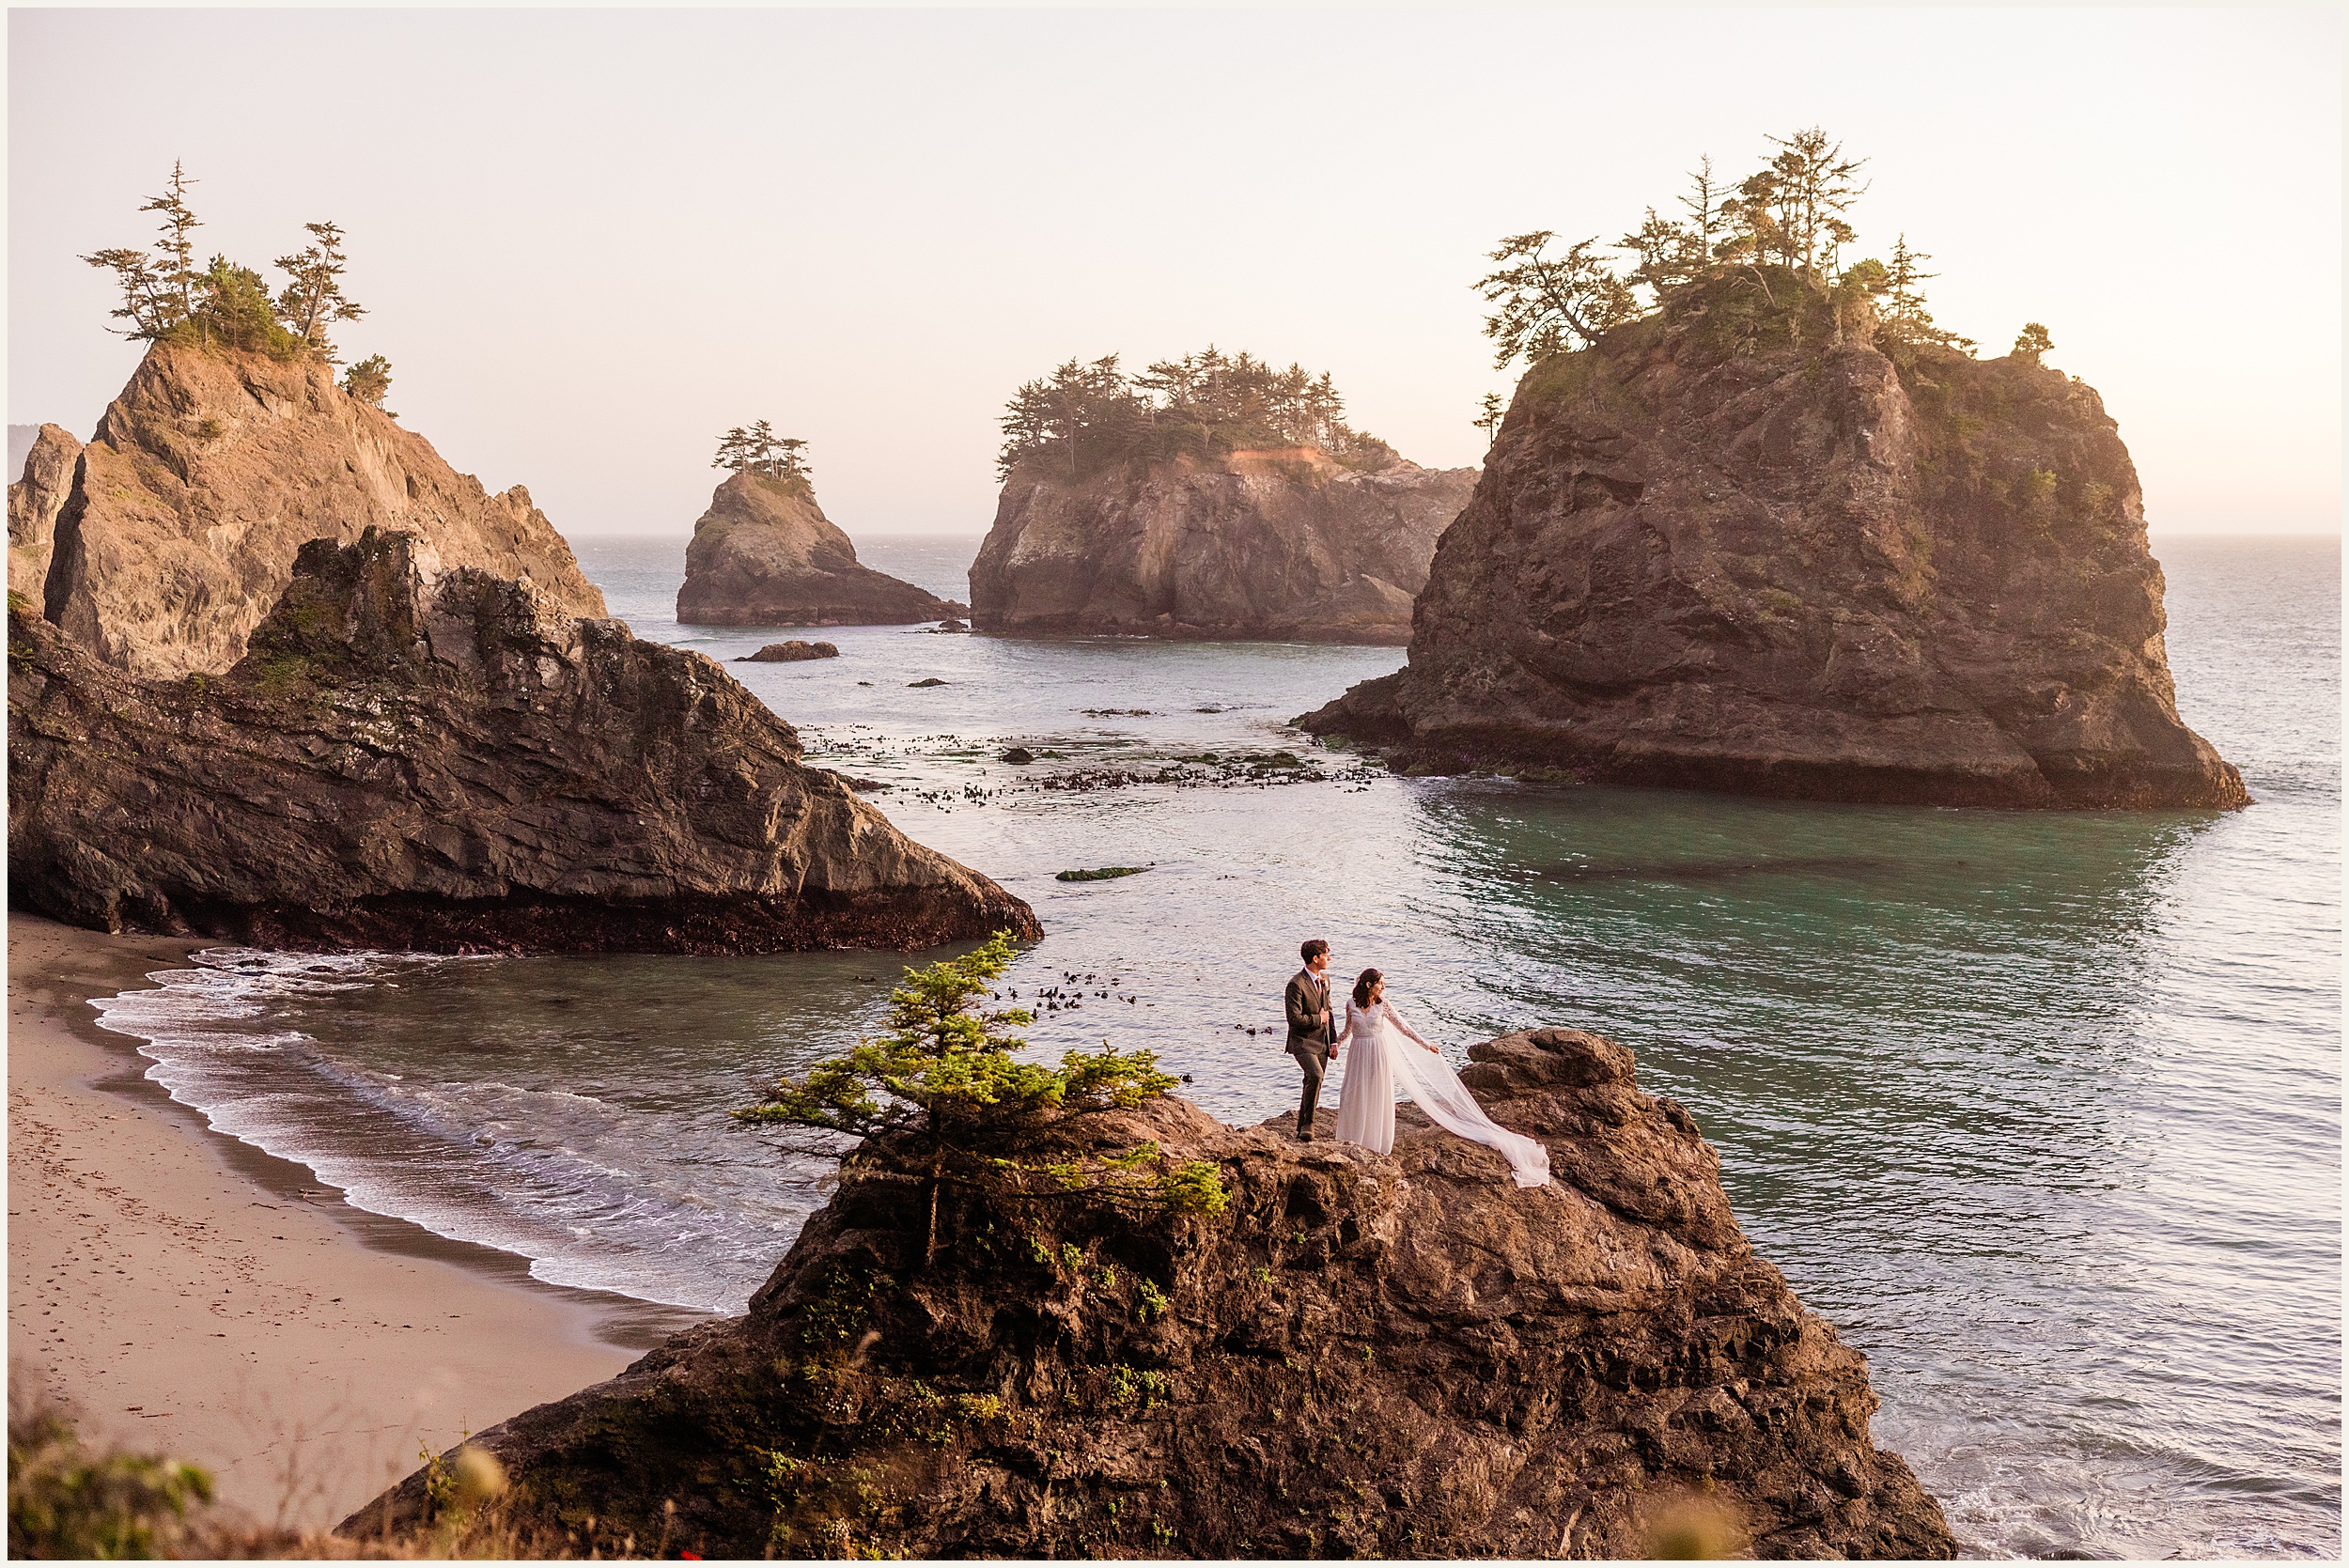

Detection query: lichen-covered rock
(8, 423), (80, 604)
(971, 447), (1475, 644)
(37, 342), (606, 678)
(347, 1027), (1953, 1560)
(7, 528), (1035, 954)
(1302, 308), (2246, 808)
(677, 471), (963, 627)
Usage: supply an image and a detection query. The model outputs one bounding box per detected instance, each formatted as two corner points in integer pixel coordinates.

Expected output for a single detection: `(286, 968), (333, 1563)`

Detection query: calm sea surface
(92, 533), (2340, 1559)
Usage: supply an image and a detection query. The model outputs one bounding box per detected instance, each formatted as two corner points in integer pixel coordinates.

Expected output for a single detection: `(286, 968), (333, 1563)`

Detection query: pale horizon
(9, 7), (2341, 540)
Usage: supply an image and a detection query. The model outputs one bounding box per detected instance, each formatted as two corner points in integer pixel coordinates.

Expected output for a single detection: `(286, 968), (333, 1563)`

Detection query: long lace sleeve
(1383, 1001), (1437, 1052)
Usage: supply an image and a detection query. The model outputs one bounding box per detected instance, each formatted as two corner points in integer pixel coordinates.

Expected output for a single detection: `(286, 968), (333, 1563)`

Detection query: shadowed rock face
(677, 471), (964, 627)
(1302, 317), (2246, 809)
(348, 1027), (1954, 1560)
(8, 423), (80, 603)
(970, 448), (1476, 644)
(38, 342), (606, 679)
(8, 529), (1036, 954)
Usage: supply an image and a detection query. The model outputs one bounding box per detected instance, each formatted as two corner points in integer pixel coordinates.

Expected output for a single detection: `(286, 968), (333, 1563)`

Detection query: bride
(1330, 969), (1550, 1188)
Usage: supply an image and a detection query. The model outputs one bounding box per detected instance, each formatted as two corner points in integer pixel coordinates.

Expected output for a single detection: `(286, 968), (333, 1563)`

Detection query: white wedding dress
(1330, 998), (1550, 1188)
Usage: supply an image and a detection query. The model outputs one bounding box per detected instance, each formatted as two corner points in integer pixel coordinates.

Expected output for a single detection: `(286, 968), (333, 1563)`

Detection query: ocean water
(89, 532), (2340, 1559)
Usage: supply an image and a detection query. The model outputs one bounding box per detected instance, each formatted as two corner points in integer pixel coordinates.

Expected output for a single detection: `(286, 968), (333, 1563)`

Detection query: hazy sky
(9, 7), (2340, 538)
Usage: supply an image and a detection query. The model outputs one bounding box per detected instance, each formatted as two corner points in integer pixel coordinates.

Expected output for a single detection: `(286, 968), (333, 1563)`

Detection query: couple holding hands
(1280, 939), (1549, 1189)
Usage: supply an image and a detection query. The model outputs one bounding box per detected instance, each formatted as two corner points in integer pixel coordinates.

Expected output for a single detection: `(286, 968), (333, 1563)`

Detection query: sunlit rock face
(347, 1024), (1956, 1560)
(8, 423), (81, 603)
(1303, 309), (2247, 810)
(971, 447), (1476, 644)
(677, 471), (962, 627)
(38, 341), (605, 678)
(8, 528), (1035, 955)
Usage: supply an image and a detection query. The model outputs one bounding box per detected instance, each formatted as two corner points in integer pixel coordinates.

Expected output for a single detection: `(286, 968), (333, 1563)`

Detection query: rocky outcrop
(676, 471), (963, 627)
(8, 528), (1036, 954)
(349, 1026), (1954, 1560)
(1302, 305), (2247, 808)
(970, 447), (1476, 644)
(8, 424), (79, 604)
(739, 640), (839, 662)
(38, 341), (605, 679)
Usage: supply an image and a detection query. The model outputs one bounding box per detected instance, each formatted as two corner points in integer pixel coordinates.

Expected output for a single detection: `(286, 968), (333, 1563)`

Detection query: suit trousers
(1288, 1040), (1330, 1131)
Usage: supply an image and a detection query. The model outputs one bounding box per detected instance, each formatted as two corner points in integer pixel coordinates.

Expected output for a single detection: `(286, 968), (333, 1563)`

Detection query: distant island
(969, 349), (1475, 644)
(676, 422), (964, 627)
(1305, 129), (2247, 810)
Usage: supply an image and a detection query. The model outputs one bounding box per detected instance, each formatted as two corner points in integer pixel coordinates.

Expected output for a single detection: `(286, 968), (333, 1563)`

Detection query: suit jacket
(1284, 969), (1335, 1057)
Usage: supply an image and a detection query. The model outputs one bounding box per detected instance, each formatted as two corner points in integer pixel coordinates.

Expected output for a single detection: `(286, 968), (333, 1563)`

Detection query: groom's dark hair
(1299, 939), (1329, 963)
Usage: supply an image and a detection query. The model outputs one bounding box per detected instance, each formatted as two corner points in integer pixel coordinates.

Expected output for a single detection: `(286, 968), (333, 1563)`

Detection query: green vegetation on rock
(1055, 865), (1148, 881)
(997, 346), (1397, 481)
(713, 419), (811, 485)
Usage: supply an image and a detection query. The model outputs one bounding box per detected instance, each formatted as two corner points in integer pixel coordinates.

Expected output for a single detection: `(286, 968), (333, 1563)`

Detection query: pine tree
(341, 353), (394, 412)
(1475, 231), (1640, 368)
(272, 222), (366, 356)
(2011, 322), (2053, 364)
(138, 162), (203, 332)
(1476, 392), (1506, 442)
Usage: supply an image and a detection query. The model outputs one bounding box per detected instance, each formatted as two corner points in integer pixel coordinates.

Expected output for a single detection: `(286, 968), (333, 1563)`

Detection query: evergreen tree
(138, 161), (204, 331)
(1474, 231), (1639, 368)
(2012, 322), (2053, 364)
(342, 353), (394, 411)
(272, 223), (366, 356)
(1476, 392), (1506, 442)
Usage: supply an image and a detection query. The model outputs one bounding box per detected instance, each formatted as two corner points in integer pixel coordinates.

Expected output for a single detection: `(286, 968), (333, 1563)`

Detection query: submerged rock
(739, 639), (839, 662)
(36, 341), (605, 679)
(8, 528), (1037, 954)
(348, 1026), (1953, 1560)
(970, 447), (1476, 644)
(1302, 303), (2246, 809)
(8, 423), (80, 604)
(677, 471), (965, 627)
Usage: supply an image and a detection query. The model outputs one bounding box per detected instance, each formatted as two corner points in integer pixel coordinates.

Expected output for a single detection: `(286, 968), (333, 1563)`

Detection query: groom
(1283, 939), (1337, 1141)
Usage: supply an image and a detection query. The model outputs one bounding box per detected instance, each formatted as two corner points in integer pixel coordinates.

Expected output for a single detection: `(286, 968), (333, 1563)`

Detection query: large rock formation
(8, 423), (79, 604)
(676, 471), (963, 627)
(349, 1026), (1954, 1560)
(36, 341), (605, 678)
(970, 447), (1476, 644)
(8, 528), (1036, 954)
(1302, 303), (2247, 808)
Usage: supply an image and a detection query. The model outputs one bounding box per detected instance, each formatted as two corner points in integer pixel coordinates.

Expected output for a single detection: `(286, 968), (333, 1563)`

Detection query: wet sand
(6, 913), (708, 1531)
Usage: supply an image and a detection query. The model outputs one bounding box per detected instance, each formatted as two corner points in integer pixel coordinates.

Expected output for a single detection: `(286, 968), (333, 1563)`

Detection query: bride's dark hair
(1352, 968), (1382, 1008)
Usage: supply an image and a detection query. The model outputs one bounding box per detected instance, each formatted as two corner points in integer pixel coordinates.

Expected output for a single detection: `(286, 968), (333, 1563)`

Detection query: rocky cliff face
(8, 423), (80, 604)
(1302, 315), (2246, 808)
(349, 1026), (1953, 1560)
(676, 471), (963, 627)
(970, 448), (1476, 644)
(37, 342), (606, 678)
(8, 528), (1036, 954)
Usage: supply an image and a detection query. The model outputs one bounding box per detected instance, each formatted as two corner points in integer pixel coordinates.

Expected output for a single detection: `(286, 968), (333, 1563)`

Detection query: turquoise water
(93, 534), (2340, 1558)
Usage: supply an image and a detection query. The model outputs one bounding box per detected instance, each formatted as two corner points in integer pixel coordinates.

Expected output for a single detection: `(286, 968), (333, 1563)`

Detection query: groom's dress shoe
(1296, 1127), (1315, 1141)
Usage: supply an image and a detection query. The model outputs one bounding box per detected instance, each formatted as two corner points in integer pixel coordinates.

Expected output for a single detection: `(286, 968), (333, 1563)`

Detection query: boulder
(676, 471), (966, 627)
(8, 423), (80, 606)
(1303, 302), (2247, 809)
(36, 341), (605, 678)
(7, 528), (1037, 954)
(970, 446), (1476, 644)
(346, 1025), (1953, 1559)
(738, 640), (839, 662)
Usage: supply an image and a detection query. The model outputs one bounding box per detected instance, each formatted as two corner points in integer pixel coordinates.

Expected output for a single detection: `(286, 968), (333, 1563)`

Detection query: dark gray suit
(1284, 967), (1337, 1135)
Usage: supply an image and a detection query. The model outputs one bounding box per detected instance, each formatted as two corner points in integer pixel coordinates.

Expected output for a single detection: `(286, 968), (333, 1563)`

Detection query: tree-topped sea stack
(1305, 130), (2247, 810)
(676, 423), (965, 627)
(40, 164), (604, 678)
(970, 349), (1476, 644)
(348, 1016), (1954, 1559)
(8, 528), (1037, 954)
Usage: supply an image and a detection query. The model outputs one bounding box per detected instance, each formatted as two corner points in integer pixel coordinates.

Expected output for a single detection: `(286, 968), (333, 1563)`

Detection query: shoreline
(6, 912), (713, 1530)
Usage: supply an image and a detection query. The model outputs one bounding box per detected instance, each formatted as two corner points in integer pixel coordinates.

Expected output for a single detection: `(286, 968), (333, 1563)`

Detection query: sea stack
(8, 422), (80, 603)
(970, 447), (1474, 644)
(349, 1025), (1956, 1559)
(8, 527), (1037, 954)
(676, 470), (964, 627)
(1303, 284), (2248, 809)
(32, 340), (606, 678)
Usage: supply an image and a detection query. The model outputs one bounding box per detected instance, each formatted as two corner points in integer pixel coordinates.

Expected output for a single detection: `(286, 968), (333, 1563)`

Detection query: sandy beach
(6, 912), (700, 1532)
